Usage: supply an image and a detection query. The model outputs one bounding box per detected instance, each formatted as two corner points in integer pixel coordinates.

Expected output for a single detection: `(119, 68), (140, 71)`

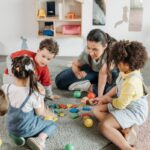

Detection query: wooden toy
(73, 91), (81, 98)
(67, 104), (73, 108)
(83, 117), (93, 128)
(0, 139), (2, 146)
(81, 113), (93, 128)
(44, 116), (58, 122)
(69, 108), (79, 113)
(54, 109), (62, 114)
(37, 9), (46, 18)
(59, 112), (65, 117)
(65, 144), (74, 150)
(59, 104), (67, 109)
(70, 113), (79, 119)
(87, 92), (96, 99)
(82, 106), (91, 111)
(71, 104), (78, 108)
(65, 12), (76, 19)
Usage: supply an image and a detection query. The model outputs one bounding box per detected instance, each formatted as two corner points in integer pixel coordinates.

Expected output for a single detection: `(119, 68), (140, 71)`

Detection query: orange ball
(87, 92), (96, 99)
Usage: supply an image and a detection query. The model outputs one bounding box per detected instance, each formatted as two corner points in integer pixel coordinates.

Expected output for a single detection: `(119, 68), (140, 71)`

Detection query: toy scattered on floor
(73, 90), (81, 98)
(69, 108), (79, 113)
(81, 96), (98, 105)
(9, 133), (25, 146)
(82, 106), (91, 111)
(87, 92), (96, 99)
(65, 144), (75, 150)
(44, 115), (58, 121)
(59, 104), (67, 109)
(70, 113), (79, 119)
(81, 113), (93, 128)
(59, 112), (65, 117)
(67, 104), (73, 108)
(71, 104), (78, 108)
(0, 139), (2, 146)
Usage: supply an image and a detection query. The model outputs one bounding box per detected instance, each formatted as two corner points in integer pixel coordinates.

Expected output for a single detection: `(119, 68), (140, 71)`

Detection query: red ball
(87, 92), (96, 99)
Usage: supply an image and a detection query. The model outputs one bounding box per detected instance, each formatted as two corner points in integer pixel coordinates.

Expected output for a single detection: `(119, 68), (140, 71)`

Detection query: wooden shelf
(36, 0), (83, 38)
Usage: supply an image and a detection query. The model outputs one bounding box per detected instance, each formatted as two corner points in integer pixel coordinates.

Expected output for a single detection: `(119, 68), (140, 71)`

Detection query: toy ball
(73, 91), (81, 98)
(84, 118), (93, 128)
(87, 92), (96, 99)
(0, 139), (2, 146)
(65, 144), (74, 150)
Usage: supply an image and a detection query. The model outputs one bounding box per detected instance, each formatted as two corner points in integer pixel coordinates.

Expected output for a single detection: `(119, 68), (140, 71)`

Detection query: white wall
(0, 0), (150, 56)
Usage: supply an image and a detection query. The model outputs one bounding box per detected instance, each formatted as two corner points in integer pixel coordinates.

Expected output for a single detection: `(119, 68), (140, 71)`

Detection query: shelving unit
(36, 0), (83, 38)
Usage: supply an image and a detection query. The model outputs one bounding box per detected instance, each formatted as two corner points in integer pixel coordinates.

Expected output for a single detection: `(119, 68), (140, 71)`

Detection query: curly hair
(39, 38), (59, 56)
(111, 40), (148, 71)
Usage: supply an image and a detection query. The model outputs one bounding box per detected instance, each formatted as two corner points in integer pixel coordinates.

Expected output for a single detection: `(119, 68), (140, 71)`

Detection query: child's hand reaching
(45, 95), (61, 101)
(50, 95), (61, 100)
(44, 105), (57, 121)
(98, 95), (112, 104)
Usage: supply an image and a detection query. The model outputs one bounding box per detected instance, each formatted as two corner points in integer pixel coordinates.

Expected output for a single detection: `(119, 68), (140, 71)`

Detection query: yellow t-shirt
(112, 70), (144, 109)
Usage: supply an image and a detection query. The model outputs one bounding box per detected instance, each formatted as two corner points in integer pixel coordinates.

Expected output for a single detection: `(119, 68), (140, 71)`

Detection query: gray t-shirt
(78, 49), (107, 72)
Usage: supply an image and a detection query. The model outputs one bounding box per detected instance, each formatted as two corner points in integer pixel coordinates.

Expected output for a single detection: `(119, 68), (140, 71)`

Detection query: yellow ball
(0, 139), (2, 146)
(84, 118), (93, 128)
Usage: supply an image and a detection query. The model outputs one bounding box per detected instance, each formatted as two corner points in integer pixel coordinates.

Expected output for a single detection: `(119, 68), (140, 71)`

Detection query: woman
(55, 29), (118, 97)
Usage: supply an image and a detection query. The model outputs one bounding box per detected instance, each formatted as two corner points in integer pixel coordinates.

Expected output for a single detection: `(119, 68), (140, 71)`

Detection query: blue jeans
(55, 65), (119, 96)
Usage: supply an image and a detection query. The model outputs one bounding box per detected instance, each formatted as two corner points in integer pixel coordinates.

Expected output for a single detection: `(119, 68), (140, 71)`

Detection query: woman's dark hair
(87, 28), (117, 82)
(12, 56), (39, 95)
(111, 40), (148, 71)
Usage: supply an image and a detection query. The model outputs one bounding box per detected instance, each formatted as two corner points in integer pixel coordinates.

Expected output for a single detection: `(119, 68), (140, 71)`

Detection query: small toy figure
(37, 9), (46, 18)
(65, 12), (76, 19)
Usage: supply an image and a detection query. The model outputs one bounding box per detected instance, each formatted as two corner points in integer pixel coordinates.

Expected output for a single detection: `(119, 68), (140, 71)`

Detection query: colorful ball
(87, 92), (96, 99)
(73, 91), (81, 98)
(0, 139), (2, 146)
(65, 144), (74, 150)
(84, 118), (93, 128)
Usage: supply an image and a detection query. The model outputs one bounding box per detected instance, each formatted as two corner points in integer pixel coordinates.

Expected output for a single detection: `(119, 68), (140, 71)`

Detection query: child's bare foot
(121, 126), (138, 147)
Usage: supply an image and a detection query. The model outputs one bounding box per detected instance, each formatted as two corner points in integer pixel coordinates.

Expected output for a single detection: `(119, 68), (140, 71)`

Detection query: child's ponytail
(12, 56), (39, 95)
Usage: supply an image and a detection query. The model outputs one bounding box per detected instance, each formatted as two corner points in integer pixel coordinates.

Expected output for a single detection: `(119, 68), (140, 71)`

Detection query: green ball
(65, 144), (74, 150)
(73, 91), (81, 98)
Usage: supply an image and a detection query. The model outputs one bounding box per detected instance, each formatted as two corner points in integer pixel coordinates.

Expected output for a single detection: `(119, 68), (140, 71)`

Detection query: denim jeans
(55, 65), (119, 96)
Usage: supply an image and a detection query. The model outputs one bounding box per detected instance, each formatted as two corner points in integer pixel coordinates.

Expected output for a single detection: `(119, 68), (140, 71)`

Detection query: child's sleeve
(112, 82), (135, 109)
(32, 92), (45, 109)
(44, 85), (53, 98)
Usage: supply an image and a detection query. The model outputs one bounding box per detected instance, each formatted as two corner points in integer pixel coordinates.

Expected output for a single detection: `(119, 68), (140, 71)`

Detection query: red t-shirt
(5, 50), (51, 86)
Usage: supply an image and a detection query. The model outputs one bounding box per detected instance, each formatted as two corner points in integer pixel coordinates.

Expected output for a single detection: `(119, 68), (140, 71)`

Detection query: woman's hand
(74, 71), (87, 79)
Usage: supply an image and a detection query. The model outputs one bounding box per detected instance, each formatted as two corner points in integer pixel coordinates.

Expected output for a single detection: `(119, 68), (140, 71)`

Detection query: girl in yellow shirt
(93, 40), (149, 150)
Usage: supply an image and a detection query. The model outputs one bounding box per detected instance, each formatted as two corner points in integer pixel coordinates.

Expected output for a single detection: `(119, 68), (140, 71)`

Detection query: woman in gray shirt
(55, 29), (118, 97)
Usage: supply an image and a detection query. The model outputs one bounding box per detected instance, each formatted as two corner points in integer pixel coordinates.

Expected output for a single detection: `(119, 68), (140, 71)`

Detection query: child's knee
(99, 120), (110, 132)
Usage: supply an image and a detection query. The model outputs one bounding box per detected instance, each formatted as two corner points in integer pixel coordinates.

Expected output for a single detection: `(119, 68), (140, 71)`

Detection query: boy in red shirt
(3, 38), (59, 100)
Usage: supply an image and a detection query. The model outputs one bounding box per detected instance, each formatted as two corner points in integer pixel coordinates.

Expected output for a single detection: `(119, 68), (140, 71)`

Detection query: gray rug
(0, 56), (150, 150)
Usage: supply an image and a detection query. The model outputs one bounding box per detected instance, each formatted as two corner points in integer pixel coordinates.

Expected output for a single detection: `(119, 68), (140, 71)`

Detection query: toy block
(71, 104), (78, 108)
(70, 113), (79, 119)
(82, 106), (91, 111)
(69, 108), (79, 113)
